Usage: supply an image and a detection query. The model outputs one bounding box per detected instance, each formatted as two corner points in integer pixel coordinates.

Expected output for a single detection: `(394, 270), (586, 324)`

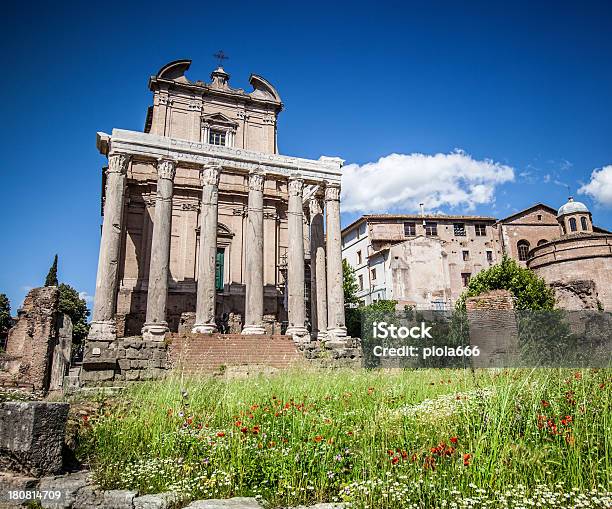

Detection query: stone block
(0, 401), (69, 477)
(123, 339), (144, 350)
(82, 341), (117, 368)
(147, 358), (163, 369)
(134, 491), (180, 509)
(185, 497), (263, 509)
(130, 359), (149, 369)
(125, 348), (140, 359)
(39, 471), (90, 509)
(80, 369), (116, 383)
(125, 370), (140, 381)
(118, 358), (131, 371)
(74, 486), (136, 509)
(0, 472), (40, 506)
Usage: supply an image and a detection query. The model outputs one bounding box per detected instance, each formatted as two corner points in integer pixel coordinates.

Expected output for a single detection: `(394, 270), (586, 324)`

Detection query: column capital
(157, 159), (177, 181)
(107, 153), (130, 175)
(324, 182), (341, 202)
(288, 175), (304, 197)
(200, 163), (222, 186)
(248, 170), (265, 192)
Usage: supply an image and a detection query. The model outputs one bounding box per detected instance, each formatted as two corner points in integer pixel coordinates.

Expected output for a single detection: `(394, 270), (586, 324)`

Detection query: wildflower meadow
(77, 368), (611, 508)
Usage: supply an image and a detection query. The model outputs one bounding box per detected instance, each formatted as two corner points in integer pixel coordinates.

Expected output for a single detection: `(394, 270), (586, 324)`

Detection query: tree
(0, 294), (11, 334)
(342, 259), (360, 307)
(58, 283), (90, 346)
(456, 256), (555, 311)
(44, 254), (59, 287)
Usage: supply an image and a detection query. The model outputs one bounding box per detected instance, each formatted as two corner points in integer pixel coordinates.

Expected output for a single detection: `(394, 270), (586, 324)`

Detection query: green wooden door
(215, 248), (225, 291)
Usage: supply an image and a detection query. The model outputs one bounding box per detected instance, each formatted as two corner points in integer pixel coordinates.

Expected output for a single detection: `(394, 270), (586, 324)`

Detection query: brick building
(342, 199), (611, 310)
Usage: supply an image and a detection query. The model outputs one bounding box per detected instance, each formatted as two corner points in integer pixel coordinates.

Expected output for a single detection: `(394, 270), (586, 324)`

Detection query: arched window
(517, 240), (530, 261)
(537, 239), (548, 246)
(581, 216), (588, 231)
(569, 217), (577, 232)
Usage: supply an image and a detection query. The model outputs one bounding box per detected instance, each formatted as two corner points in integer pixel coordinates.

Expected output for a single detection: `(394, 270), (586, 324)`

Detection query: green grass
(77, 368), (611, 508)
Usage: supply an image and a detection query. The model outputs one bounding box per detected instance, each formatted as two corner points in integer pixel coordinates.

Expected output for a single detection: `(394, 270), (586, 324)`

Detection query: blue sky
(1, 0), (611, 311)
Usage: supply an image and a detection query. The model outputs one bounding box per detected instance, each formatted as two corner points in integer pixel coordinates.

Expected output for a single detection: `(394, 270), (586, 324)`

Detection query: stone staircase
(167, 333), (304, 374)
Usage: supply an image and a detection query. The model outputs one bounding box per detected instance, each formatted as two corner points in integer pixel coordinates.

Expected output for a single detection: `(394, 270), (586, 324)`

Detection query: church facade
(87, 60), (347, 347)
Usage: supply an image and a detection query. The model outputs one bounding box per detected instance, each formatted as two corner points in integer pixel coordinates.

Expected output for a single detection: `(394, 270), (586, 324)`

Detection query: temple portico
(85, 59), (347, 371)
(88, 129), (345, 345)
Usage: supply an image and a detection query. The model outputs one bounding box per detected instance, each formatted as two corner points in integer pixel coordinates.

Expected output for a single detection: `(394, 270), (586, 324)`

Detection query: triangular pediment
(202, 112), (238, 126)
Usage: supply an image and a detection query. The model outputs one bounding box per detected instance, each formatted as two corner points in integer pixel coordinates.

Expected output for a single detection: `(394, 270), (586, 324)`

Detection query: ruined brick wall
(466, 289), (520, 367)
(0, 287), (60, 391)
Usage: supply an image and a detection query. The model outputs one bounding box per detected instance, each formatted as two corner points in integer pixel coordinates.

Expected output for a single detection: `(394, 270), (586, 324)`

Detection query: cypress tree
(44, 254), (59, 287)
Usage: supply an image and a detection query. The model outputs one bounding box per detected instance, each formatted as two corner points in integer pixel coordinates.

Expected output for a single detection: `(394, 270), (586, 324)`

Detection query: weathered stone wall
(81, 337), (170, 385)
(0, 287), (65, 392)
(466, 289), (520, 368)
(549, 280), (602, 310)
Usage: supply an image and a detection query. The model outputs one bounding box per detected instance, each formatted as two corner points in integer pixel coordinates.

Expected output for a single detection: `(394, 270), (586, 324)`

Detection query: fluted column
(325, 182), (347, 339)
(142, 159), (176, 340)
(88, 153), (130, 342)
(286, 176), (308, 340)
(309, 195), (327, 340)
(193, 163), (222, 334)
(242, 170), (266, 334)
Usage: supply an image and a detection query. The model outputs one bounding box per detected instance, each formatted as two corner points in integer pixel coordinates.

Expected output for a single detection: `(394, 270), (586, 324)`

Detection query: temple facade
(87, 60), (347, 347)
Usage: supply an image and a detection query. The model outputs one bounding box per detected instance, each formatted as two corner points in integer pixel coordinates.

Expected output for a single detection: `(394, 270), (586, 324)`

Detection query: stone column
(192, 163), (222, 334)
(142, 159), (176, 340)
(285, 176), (309, 341)
(88, 153), (130, 342)
(309, 195), (328, 340)
(242, 170), (266, 334)
(325, 182), (347, 339)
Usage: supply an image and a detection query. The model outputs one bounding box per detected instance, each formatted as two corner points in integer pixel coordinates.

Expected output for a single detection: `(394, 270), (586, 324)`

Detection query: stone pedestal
(325, 183), (347, 340)
(193, 164), (222, 334)
(242, 171), (266, 335)
(285, 177), (309, 342)
(88, 154), (129, 342)
(142, 159), (176, 341)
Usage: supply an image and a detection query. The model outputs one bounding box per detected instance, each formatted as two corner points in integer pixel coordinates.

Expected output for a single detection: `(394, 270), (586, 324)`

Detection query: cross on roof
(213, 50), (229, 67)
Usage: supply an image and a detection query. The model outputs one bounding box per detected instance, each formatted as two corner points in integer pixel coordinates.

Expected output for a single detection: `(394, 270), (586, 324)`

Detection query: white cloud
(341, 150), (515, 213)
(579, 165), (612, 207)
(543, 174), (551, 183)
(78, 291), (94, 304)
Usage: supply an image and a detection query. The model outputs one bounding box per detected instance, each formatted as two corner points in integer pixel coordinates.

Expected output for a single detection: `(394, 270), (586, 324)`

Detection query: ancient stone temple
(86, 59), (347, 355)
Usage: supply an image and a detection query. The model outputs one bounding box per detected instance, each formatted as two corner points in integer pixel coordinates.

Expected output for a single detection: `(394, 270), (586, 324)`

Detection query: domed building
(527, 198), (612, 310)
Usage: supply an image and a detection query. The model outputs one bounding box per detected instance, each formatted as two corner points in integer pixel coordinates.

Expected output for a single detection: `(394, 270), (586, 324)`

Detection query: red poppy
(240, 426), (248, 433)
(252, 426), (260, 435)
(235, 421), (242, 427)
(463, 453), (471, 466)
(450, 436), (458, 444)
(314, 435), (323, 443)
(391, 456), (399, 465)
(541, 400), (550, 408)
(216, 431), (225, 437)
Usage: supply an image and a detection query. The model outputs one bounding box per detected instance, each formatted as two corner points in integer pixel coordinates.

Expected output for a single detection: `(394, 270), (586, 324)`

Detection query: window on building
(371, 268), (377, 280)
(569, 217), (577, 232)
(209, 129), (226, 146)
(357, 250), (362, 265)
(425, 222), (438, 236)
(461, 273), (471, 287)
(475, 224), (487, 236)
(462, 250), (470, 261)
(486, 250), (493, 263)
(454, 223), (466, 236)
(537, 214), (542, 221)
(581, 217), (588, 231)
(358, 274), (364, 291)
(517, 240), (530, 261)
(215, 248), (225, 291)
(537, 239), (548, 246)
(404, 222), (416, 236)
